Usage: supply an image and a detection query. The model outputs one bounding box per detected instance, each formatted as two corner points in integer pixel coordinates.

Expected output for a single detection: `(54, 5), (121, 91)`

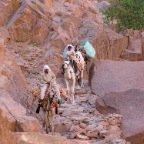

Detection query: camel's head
(63, 60), (70, 69)
(48, 89), (58, 103)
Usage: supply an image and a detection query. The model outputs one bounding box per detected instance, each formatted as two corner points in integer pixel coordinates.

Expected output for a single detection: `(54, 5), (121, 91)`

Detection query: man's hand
(46, 82), (50, 85)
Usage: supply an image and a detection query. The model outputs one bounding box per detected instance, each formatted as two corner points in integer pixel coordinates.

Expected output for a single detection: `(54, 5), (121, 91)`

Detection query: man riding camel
(66, 44), (83, 73)
(40, 65), (60, 101)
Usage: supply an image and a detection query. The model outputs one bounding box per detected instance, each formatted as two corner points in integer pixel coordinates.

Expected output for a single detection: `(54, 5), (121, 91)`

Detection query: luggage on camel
(31, 86), (59, 114)
(31, 85), (68, 104)
(63, 46), (67, 58)
(81, 41), (96, 58)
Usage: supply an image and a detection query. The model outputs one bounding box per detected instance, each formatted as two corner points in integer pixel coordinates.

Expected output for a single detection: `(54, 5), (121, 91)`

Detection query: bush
(102, 0), (144, 30)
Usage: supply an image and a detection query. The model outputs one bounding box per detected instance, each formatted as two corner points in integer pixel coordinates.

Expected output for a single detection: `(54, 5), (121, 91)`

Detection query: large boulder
(90, 60), (144, 143)
(0, 108), (16, 144)
(0, 95), (40, 132)
(15, 132), (90, 144)
(96, 89), (144, 144)
(89, 60), (144, 96)
(120, 32), (143, 61)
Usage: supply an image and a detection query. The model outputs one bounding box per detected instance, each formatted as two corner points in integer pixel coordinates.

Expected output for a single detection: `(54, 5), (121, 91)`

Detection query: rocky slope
(1, 0), (144, 76)
(0, 32), (40, 144)
(1, 0), (129, 77)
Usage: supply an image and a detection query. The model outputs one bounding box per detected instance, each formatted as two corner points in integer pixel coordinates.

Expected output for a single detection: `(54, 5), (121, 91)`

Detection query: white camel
(61, 60), (76, 105)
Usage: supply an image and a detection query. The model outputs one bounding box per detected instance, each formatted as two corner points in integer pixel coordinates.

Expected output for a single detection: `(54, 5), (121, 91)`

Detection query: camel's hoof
(72, 102), (76, 105)
(81, 85), (84, 88)
(76, 85), (81, 90)
(46, 130), (49, 134)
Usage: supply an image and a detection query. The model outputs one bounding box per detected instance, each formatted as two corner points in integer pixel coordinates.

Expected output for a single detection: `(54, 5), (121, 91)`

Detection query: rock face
(0, 33), (40, 140)
(0, 0), (20, 27)
(120, 30), (144, 61)
(90, 60), (144, 96)
(96, 89), (144, 144)
(6, 0), (51, 44)
(0, 0), (129, 77)
(0, 39), (30, 106)
(0, 108), (16, 144)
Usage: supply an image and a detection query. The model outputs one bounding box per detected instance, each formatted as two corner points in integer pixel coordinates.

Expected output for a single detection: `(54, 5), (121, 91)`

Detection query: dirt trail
(38, 83), (129, 144)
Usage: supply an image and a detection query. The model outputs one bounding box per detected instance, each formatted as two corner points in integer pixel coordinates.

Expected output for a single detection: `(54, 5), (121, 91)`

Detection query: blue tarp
(82, 41), (96, 58)
(63, 47), (67, 58)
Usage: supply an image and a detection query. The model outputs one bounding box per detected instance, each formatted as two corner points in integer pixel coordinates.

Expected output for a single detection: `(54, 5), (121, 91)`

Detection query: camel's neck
(65, 65), (74, 79)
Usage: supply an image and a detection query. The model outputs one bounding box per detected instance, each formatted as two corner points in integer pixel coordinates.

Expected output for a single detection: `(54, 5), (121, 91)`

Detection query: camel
(75, 50), (85, 88)
(31, 86), (58, 133)
(61, 60), (76, 105)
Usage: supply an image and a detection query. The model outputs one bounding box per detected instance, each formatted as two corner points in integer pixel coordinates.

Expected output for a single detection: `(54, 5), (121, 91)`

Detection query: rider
(40, 65), (60, 101)
(66, 44), (80, 73)
(74, 44), (85, 71)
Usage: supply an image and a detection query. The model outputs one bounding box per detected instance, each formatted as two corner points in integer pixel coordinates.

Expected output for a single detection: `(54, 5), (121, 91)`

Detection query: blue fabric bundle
(82, 41), (96, 58)
(63, 47), (67, 58)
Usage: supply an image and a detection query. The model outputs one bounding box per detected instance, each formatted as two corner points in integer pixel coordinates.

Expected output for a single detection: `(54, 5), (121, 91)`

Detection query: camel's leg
(71, 91), (75, 105)
(42, 108), (46, 127)
(45, 111), (50, 134)
(65, 80), (70, 100)
(80, 70), (84, 88)
(65, 79), (70, 91)
(45, 104), (50, 134)
(50, 107), (55, 134)
(71, 77), (76, 105)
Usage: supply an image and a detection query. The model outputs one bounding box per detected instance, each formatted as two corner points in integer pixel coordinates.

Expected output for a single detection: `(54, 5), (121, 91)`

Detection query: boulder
(90, 60), (144, 143)
(120, 37), (142, 61)
(87, 95), (98, 105)
(0, 108), (16, 144)
(90, 60), (144, 96)
(14, 132), (91, 144)
(92, 31), (128, 60)
(16, 116), (40, 132)
(96, 89), (144, 144)
(54, 122), (71, 133)
(0, 94), (40, 132)
(76, 134), (89, 140)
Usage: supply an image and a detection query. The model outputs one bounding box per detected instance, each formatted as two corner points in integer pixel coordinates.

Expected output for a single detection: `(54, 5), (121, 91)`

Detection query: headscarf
(66, 44), (75, 51)
(43, 65), (51, 73)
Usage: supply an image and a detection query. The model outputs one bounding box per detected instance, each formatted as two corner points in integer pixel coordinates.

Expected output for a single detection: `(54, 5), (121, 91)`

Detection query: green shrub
(102, 0), (144, 30)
